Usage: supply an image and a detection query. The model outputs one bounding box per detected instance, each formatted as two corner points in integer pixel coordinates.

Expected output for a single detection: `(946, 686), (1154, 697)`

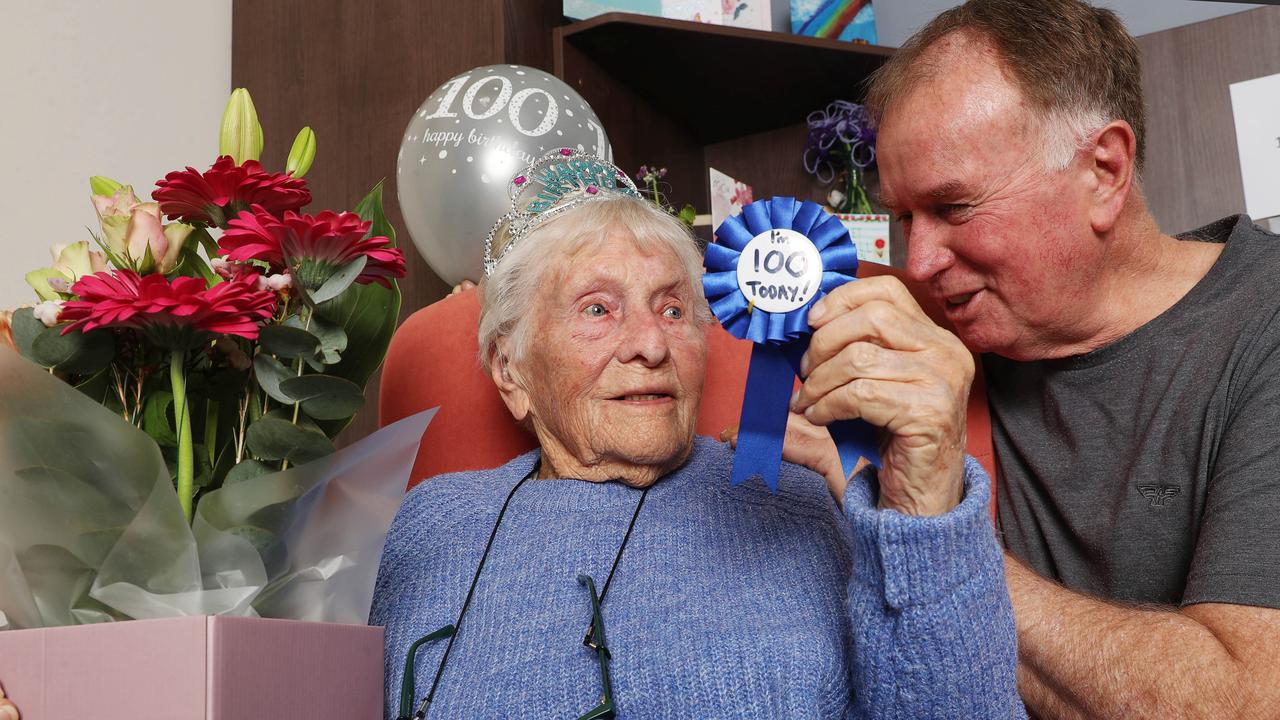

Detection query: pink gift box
(0, 616), (383, 719)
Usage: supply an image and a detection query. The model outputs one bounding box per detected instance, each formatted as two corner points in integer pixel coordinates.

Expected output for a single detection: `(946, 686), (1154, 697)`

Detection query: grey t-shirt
(986, 215), (1280, 608)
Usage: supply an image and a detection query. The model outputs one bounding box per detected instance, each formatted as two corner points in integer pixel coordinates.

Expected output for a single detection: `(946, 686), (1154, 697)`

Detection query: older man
(841, 0), (1280, 716)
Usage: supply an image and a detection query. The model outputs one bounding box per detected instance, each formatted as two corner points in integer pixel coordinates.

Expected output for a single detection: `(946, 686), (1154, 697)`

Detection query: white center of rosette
(735, 228), (824, 314)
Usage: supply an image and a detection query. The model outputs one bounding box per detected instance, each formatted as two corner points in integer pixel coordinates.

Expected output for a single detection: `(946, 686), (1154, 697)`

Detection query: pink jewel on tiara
(586, 186), (599, 194)
(559, 148), (572, 156)
(514, 175), (526, 185)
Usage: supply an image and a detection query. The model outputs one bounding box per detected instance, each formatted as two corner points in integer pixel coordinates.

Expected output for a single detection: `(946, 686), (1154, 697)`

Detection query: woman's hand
(792, 276), (973, 517)
(449, 279), (476, 296)
(1, 680), (20, 720)
(721, 413), (867, 507)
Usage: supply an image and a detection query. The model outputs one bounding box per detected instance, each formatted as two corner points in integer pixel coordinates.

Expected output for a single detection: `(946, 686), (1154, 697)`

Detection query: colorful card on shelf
(836, 213), (890, 265)
(565, 0), (722, 22)
(709, 168), (754, 239)
(722, 0), (772, 30)
(791, 0), (877, 43)
(564, 0), (661, 20)
(663, 0), (723, 23)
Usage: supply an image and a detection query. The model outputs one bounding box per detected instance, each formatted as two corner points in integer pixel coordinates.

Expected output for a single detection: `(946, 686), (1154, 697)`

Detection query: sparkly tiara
(483, 147), (640, 276)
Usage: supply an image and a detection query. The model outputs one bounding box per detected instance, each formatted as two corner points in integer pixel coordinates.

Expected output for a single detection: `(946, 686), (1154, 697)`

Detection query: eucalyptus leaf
(225, 458), (276, 485)
(253, 354), (295, 404)
(11, 308), (43, 359)
(30, 326), (115, 375)
(278, 374), (366, 420)
(285, 314), (346, 366)
(227, 524), (288, 577)
(312, 181), (401, 436)
(142, 390), (178, 447)
(245, 416), (334, 463)
(258, 325), (320, 359)
(309, 255), (367, 305)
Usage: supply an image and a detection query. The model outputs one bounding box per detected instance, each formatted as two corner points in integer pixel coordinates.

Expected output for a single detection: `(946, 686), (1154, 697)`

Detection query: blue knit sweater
(370, 437), (1024, 719)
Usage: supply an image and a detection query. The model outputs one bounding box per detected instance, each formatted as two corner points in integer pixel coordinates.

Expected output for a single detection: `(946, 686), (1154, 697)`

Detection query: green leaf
(278, 373), (366, 420)
(245, 415), (334, 463)
(285, 314), (346, 364)
(678, 203), (697, 227)
(309, 255), (366, 305)
(177, 246), (222, 285)
(142, 390), (178, 447)
(88, 226), (130, 272)
(11, 308), (43, 358)
(253, 353), (295, 404)
(258, 325), (320, 359)
(189, 226), (219, 257)
(225, 458), (276, 485)
(192, 442), (215, 488)
(74, 368), (114, 406)
(311, 180), (401, 436)
(30, 326), (115, 374)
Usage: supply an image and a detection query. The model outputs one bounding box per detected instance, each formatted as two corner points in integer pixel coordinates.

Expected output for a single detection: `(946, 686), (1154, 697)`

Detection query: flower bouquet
(0, 89), (434, 633)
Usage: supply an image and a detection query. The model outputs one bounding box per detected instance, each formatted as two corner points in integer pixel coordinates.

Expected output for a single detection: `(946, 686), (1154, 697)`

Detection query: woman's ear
(488, 339), (530, 422)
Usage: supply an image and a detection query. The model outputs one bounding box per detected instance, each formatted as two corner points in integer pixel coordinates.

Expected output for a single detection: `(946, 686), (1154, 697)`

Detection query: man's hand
(791, 276), (973, 516)
(0, 680), (19, 720)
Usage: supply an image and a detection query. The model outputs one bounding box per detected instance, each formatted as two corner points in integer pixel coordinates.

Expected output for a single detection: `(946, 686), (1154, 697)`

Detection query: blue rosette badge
(704, 196), (880, 491)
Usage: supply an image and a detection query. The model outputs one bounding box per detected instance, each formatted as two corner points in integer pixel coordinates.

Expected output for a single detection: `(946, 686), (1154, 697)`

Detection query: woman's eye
(584, 303), (608, 317)
(663, 306), (683, 320)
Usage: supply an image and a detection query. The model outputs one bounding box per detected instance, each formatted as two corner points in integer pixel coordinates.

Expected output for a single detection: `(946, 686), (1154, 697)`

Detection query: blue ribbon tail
(781, 341), (882, 478)
(829, 418), (881, 474)
(731, 344), (794, 492)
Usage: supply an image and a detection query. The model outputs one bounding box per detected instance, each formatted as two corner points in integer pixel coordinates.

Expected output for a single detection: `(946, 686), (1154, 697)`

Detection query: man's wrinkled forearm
(1004, 555), (1268, 719)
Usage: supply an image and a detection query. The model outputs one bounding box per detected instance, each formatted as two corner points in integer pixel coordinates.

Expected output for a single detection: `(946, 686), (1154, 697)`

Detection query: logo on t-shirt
(1137, 484), (1182, 507)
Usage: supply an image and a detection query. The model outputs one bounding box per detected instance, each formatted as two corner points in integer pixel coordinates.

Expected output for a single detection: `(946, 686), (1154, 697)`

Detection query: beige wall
(0, 0), (232, 310)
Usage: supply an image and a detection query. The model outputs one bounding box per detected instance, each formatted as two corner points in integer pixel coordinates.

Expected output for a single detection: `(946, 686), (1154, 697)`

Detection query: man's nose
(904, 217), (957, 283)
(617, 309), (670, 367)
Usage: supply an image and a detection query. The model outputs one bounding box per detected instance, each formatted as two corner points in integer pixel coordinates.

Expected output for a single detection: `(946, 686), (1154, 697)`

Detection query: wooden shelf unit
(554, 12), (900, 264)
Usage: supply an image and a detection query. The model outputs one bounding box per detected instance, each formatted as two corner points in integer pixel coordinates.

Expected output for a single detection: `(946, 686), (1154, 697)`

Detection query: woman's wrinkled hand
(1, 680), (20, 720)
(791, 276), (973, 517)
(721, 413), (868, 507)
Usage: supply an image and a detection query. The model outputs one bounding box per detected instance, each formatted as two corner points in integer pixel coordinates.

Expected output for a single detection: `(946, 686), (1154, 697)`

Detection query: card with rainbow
(791, 0), (877, 43)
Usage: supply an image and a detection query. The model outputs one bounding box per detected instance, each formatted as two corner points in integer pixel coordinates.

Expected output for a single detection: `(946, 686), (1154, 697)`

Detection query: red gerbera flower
(153, 156), (312, 227)
(220, 206), (406, 291)
(59, 270), (278, 349)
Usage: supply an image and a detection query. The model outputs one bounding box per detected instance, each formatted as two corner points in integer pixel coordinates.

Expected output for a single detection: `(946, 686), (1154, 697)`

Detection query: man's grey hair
(478, 193), (712, 373)
(865, 0), (1146, 173)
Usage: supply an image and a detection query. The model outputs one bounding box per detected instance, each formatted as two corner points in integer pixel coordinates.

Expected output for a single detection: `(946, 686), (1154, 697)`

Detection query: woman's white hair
(478, 193), (712, 372)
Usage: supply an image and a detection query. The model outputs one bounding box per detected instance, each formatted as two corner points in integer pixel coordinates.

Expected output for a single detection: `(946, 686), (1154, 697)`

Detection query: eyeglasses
(396, 573), (617, 720)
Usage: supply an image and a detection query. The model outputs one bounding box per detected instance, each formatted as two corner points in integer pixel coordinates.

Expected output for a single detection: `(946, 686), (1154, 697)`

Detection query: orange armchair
(379, 263), (995, 492)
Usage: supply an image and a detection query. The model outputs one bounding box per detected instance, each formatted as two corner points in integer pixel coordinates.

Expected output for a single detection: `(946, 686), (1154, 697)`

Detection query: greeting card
(791, 0), (877, 43)
(709, 167), (754, 238)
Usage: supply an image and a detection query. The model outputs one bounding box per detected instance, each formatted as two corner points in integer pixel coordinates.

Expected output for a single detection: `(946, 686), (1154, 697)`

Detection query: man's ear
(488, 338), (530, 422)
(1086, 120), (1138, 234)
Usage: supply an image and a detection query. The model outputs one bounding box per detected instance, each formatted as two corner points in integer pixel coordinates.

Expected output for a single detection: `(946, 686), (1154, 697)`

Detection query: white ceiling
(874, 1), (1263, 47)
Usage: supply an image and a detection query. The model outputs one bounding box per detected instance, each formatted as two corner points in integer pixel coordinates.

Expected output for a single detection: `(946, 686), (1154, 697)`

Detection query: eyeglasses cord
(415, 456), (651, 716)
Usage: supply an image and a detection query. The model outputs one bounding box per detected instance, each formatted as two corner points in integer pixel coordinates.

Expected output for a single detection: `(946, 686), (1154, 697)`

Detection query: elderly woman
(367, 155), (1023, 720)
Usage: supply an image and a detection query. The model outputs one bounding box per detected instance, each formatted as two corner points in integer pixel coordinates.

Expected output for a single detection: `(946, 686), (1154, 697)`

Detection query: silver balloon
(396, 64), (613, 286)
